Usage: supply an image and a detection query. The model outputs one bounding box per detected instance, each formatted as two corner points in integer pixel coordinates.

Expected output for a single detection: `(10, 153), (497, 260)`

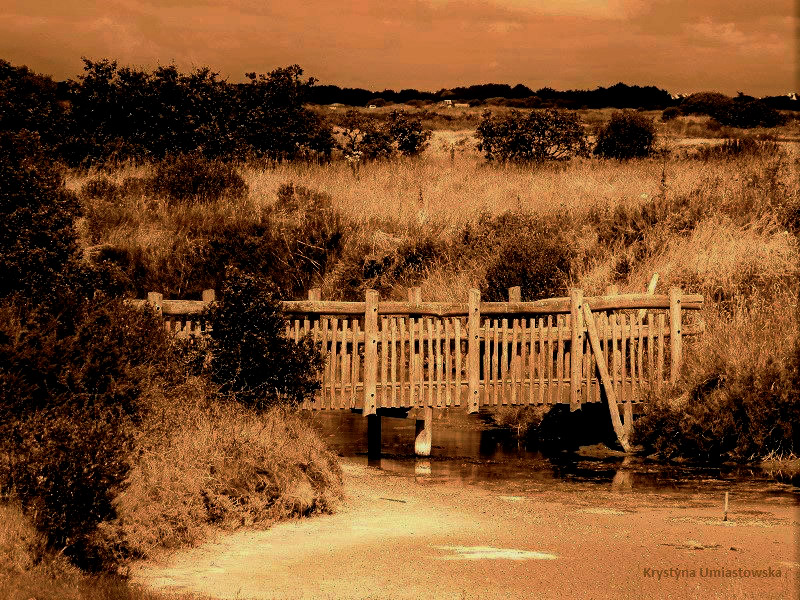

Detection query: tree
(476, 109), (588, 163)
(594, 111), (656, 159)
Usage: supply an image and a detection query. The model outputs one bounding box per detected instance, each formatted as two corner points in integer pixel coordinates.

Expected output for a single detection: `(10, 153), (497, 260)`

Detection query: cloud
(0, 0), (794, 95)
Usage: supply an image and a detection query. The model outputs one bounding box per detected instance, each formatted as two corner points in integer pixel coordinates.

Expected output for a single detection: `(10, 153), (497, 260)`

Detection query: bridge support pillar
(367, 414), (381, 458)
(414, 407), (433, 457)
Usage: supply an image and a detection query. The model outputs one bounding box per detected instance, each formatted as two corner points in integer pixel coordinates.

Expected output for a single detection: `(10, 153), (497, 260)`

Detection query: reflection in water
(304, 412), (799, 502)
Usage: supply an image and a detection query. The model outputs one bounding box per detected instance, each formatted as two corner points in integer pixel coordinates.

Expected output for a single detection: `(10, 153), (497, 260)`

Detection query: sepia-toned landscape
(1, 2), (798, 599)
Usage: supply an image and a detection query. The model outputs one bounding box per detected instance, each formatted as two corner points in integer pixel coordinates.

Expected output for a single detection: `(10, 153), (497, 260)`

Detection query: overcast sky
(1, 1), (796, 96)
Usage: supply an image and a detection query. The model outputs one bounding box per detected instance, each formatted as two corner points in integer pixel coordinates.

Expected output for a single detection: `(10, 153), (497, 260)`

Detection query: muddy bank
(132, 459), (798, 600)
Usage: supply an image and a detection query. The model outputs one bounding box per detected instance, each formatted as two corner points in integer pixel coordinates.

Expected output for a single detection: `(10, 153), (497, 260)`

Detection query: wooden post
(569, 289), (584, 412)
(147, 291), (163, 314)
(364, 289), (379, 415)
(367, 414), (381, 458)
(415, 407), (433, 456)
(583, 303), (631, 452)
(670, 287), (683, 383)
(508, 286), (521, 303)
(202, 288), (216, 304)
(467, 289), (481, 413)
(308, 288), (321, 302)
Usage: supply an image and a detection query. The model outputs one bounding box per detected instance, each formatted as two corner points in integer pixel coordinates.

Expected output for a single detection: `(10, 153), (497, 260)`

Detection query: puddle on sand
(306, 412), (800, 505)
(434, 546), (559, 561)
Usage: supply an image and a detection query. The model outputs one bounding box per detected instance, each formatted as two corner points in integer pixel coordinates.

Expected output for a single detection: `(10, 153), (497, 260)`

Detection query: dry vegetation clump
(115, 387), (341, 558)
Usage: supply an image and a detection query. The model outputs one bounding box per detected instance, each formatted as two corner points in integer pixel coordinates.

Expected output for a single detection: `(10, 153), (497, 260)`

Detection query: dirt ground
(132, 460), (799, 600)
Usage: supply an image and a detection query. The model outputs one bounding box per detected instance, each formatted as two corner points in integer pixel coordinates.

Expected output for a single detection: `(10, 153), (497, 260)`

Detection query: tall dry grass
(112, 377), (341, 559)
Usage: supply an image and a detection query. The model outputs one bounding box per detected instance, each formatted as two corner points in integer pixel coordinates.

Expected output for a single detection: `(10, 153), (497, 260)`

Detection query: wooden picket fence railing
(135, 283), (705, 428)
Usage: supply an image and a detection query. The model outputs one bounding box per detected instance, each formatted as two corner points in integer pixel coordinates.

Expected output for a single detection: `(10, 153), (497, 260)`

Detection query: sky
(1, 0), (796, 96)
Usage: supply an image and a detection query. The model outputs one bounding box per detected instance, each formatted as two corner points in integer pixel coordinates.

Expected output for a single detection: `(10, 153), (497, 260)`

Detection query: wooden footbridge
(141, 277), (704, 456)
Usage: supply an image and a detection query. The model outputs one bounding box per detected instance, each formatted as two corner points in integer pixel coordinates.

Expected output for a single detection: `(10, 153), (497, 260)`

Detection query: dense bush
(205, 269), (324, 409)
(469, 212), (573, 301)
(0, 60), (66, 149)
(385, 110), (432, 156)
(150, 154), (248, 204)
(31, 59), (334, 166)
(678, 91), (787, 129)
(593, 111), (656, 159)
(0, 299), (181, 570)
(634, 308), (800, 462)
(661, 106), (681, 121)
(475, 109), (588, 163)
(0, 131), (81, 302)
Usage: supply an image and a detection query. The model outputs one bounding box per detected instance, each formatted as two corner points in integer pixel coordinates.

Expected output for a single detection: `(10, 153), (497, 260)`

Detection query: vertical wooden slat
(468, 289), (480, 413)
(426, 318), (433, 407)
(409, 315), (417, 406)
(380, 316), (388, 407)
(657, 312), (665, 390)
(489, 319), (500, 406)
(528, 319), (535, 405)
(330, 317), (339, 406)
(444, 318), (452, 406)
(610, 313), (619, 398)
(556, 315), (565, 404)
(637, 313), (644, 397)
(501, 318), (509, 405)
(340, 319), (348, 409)
(569, 289), (584, 411)
(399, 317), (406, 406)
(351, 320), (359, 408)
(619, 313), (627, 404)
(390, 317), (398, 407)
(538, 317), (545, 405)
(454, 318), (462, 406)
(321, 318), (330, 409)
(647, 312), (655, 386)
(629, 314), (638, 401)
(364, 290), (379, 415)
(670, 288), (683, 383)
(483, 320), (490, 407)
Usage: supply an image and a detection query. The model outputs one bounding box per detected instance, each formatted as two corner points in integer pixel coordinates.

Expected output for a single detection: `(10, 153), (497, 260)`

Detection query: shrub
(593, 110), (656, 159)
(150, 154), (248, 203)
(339, 110), (395, 161)
(475, 109), (588, 163)
(715, 100), (787, 129)
(0, 131), (81, 302)
(661, 106), (680, 121)
(80, 176), (121, 203)
(205, 269), (324, 409)
(385, 110), (432, 156)
(695, 137), (782, 161)
(634, 304), (800, 462)
(477, 213), (574, 301)
(0, 298), (181, 570)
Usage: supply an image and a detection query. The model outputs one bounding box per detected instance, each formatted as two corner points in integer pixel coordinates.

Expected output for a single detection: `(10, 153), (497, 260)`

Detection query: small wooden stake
(723, 492), (729, 521)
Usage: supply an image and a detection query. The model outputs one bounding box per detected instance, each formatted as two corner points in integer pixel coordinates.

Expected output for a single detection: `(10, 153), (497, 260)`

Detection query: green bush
(205, 269), (324, 409)
(150, 154), (248, 203)
(593, 110), (656, 159)
(476, 109), (588, 163)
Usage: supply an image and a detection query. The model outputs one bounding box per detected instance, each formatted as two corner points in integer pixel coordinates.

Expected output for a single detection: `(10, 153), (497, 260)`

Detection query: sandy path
(132, 460), (799, 600)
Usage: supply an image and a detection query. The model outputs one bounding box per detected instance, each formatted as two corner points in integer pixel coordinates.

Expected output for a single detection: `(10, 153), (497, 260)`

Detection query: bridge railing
(132, 284), (704, 414)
